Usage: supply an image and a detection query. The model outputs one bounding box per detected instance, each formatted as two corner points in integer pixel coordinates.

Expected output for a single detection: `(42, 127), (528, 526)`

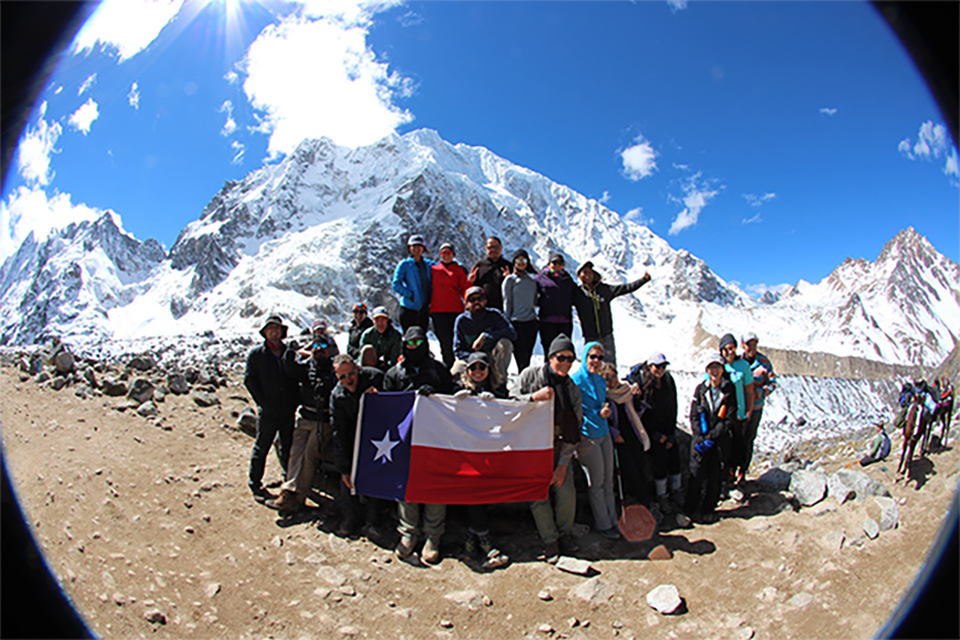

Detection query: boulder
(137, 401), (159, 418)
(167, 373), (190, 395)
(101, 377), (128, 397)
(862, 517), (880, 540)
(870, 496), (899, 531)
(82, 367), (98, 389)
(237, 407), (258, 435)
(128, 355), (156, 371)
(49, 376), (67, 391)
(191, 390), (219, 407)
(826, 473), (856, 503)
(646, 584), (683, 615)
(832, 469), (890, 501)
(756, 467), (792, 492)
(789, 469), (827, 506)
(53, 351), (75, 374)
(127, 378), (156, 404)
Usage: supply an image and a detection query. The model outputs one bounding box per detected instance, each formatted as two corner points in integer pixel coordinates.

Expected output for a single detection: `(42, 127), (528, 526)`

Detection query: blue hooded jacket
(570, 341), (609, 439)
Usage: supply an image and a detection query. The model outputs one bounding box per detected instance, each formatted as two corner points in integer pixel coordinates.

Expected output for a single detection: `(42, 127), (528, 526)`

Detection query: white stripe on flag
(411, 395), (553, 452)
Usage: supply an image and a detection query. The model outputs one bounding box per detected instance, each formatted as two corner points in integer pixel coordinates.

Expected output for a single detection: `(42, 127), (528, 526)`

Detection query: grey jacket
(514, 364), (582, 467)
(502, 272), (538, 323)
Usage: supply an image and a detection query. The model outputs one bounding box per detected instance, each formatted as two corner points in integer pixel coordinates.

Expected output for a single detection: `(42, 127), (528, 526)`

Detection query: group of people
(243, 234), (781, 566)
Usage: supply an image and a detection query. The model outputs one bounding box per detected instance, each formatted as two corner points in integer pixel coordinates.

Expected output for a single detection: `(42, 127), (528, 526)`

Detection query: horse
(897, 397), (924, 479)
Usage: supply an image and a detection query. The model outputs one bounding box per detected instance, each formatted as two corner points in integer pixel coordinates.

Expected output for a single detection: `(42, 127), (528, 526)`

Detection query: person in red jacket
(430, 242), (469, 368)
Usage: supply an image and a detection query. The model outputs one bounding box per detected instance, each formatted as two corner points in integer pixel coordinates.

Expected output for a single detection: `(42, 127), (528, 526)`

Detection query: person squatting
(244, 234), (776, 567)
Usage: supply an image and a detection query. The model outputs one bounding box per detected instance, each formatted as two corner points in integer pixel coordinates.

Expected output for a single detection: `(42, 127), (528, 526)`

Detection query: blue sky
(3, 0), (957, 297)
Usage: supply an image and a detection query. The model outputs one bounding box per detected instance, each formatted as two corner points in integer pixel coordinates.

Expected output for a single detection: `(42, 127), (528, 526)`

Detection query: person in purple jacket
(534, 252), (576, 357)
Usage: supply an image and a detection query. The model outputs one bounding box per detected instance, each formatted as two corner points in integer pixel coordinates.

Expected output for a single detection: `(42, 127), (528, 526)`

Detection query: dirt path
(2, 365), (956, 639)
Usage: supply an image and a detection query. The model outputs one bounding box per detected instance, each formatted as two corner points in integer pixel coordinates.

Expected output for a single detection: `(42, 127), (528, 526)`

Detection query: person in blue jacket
(392, 234), (435, 332)
(571, 341), (620, 539)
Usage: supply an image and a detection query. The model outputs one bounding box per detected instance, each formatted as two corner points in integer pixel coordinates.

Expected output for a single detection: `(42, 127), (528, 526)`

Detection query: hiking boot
(463, 533), (479, 560)
(558, 533), (579, 555)
(395, 535), (416, 560)
(475, 531), (510, 570)
(251, 485), (276, 505)
(336, 511), (359, 537)
(670, 490), (686, 513)
(599, 526), (621, 540)
(674, 512), (692, 528)
(657, 494), (675, 515)
(542, 540), (560, 564)
(421, 537), (441, 565)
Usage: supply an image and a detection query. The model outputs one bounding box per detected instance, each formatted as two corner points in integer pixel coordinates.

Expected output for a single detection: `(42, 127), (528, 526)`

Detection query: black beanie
(719, 333), (737, 351)
(548, 334), (576, 358)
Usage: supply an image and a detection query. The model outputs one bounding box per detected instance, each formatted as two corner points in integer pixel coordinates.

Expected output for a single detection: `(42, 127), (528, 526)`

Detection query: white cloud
(668, 172), (719, 235)
(220, 100), (237, 136)
(743, 192), (776, 207)
(16, 102), (62, 187)
(224, 70), (239, 84)
(1, 186), (101, 261)
(742, 212), (762, 225)
(128, 82), (140, 109)
(78, 73), (97, 96)
(899, 120), (959, 186)
(53, 85), (63, 95)
(72, 0), (184, 62)
(599, 191), (611, 204)
(667, 0), (689, 12)
(624, 207), (653, 226)
(819, 107), (837, 116)
(240, 4), (413, 156)
(230, 140), (245, 165)
(68, 98), (100, 135)
(620, 134), (657, 181)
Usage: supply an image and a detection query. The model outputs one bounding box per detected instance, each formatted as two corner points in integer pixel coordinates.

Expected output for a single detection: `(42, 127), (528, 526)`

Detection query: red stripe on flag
(405, 446), (552, 504)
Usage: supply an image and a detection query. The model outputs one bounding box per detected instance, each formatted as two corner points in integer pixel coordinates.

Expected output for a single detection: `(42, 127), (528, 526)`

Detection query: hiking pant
(511, 320), (539, 372)
(399, 307), (430, 334)
(529, 463), (576, 545)
(577, 434), (617, 531)
(539, 321), (572, 358)
(741, 409), (762, 475)
(686, 445), (722, 515)
(281, 414), (326, 502)
(397, 501), (446, 542)
(650, 436), (682, 482)
(431, 312), (459, 369)
(248, 407), (295, 492)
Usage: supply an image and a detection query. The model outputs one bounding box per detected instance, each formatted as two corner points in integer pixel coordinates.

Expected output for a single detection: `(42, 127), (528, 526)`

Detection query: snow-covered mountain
(1, 129), (957, 373)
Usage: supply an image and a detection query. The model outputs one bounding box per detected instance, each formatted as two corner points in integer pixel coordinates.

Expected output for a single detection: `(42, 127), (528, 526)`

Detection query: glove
(453, 389), (471, 399)
(478, 391), (494, 400)
(417, 384), (435, 397)
(694, 439), (715, 454)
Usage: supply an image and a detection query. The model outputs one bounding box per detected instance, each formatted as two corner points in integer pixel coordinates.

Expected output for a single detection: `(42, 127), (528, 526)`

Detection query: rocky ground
(1, 355), (957, 640)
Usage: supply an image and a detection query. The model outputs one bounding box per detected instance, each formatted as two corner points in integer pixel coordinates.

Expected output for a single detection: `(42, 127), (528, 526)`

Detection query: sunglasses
(552, 354), (576, 363)
(405, 338), (425, 348)
(337, 369), (357, 381)
(468, 363), (488, 372)
(588, 354), (604, 361)
(653, 363), (667, 370)
(311, 342), (329, 350)
(515, 257), (528, 264)
(353, 309), (367, 314)
(467, 295), (484, 303)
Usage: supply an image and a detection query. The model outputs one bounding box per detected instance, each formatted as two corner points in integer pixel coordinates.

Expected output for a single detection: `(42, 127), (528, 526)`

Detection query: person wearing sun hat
(244, 314), (300, 504)
(392, 233), (436, 332)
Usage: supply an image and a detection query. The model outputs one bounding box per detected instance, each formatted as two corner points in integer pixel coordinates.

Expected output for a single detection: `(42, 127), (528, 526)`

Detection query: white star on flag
(371, 432), (400, 463)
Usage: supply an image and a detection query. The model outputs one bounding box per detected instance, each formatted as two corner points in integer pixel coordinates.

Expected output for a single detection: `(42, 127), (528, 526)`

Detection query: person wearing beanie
(244, 315), (300, 503)
(430, 241), (469, 368)
(452, 286), (517, 390)
(514, 334), (583, 563)
(502, 249), (539, 371)
(534, 253), (576, 357)
(627, 352), (681, 517)
(572, 260), (651, 367)
(392, 234), (435, 332)
(383, 325), (454, 565)
(265, 319), (340, 516)
(717, 332), (755, 485)
(685, 353), (736, 523)
(468, 236), (512, 311)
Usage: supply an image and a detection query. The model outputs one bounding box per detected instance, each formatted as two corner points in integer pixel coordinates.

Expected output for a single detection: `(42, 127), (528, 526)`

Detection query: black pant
(248, 407), (295, 491)
(685, 445), (722, 515)
(539, 321), (572, 357)
(431, 312), (459, 369)
(400, 306), (430, 334)
(614, 405), (651, 504)
(512, 320), (538, 372)
(649, 436), (681, 481)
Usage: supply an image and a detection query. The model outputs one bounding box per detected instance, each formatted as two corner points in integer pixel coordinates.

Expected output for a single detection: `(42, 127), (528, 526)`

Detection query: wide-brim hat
(260, 315), (288, 339)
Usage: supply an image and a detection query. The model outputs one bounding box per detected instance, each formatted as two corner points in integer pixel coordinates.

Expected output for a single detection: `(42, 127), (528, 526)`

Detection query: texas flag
(350, 391), (554, 504)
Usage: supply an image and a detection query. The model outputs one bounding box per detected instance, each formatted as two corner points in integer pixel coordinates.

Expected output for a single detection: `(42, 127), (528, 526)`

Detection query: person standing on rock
(358, 307), (402, 371)
(572, 260), (650, 367)
(685, 353), (736, 523)
(383, 326), (455, 564)
(628, 353), (681, 516)
(468, 236), (512, 312)
(718, 333), (755, 486)
(501, 249), (539, 372)
(739, 331), (776, 480)
(346, 302), (373, 360)
(330, 353), (384, 536)
(244, 315), (300, 503)
(430, 242), (469, 368)
(392, 234), (435, 333)
(534, 253), (576, 358)
(452, 286), (516, 390)
(265, 319), (339, 516)
(514, 334), (582, 563)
